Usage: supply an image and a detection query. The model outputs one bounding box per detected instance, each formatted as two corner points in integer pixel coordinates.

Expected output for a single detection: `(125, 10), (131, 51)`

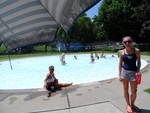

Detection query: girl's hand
(43, 84), (46, 88)
(54, 79), (58, 83)
(118, 76), (123, 82)
(43, 83), (47, 88)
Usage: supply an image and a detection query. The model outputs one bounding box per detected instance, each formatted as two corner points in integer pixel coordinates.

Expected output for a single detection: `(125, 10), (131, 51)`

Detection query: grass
(144, 89), (150, 94)
(0, 51), (150, 61)
(140, 51), (150, 56)
(0, 52), (59, 60)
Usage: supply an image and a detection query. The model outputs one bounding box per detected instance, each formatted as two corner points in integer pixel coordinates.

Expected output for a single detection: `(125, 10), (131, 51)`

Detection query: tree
(93, 0), (143, 42)
(56, 27), (71, 51)
(69, 13), (95, 44)
(56, 13), (95, 51)
(138, 0), (150, 42)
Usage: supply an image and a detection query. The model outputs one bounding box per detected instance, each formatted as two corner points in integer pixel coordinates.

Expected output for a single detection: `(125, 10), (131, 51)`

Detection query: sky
(86, 1), (102, 18)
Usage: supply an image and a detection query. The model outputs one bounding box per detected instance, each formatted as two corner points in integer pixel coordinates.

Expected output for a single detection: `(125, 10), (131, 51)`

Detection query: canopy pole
(8, 54), (13, 70)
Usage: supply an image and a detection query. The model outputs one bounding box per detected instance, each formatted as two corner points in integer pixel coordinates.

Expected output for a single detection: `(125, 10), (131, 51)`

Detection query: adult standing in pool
(60, 53), (66, 65)
(118, 36), (141, 113)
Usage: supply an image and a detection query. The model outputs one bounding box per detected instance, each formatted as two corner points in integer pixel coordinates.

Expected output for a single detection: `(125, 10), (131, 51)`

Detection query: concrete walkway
(0, 56), (150, 113)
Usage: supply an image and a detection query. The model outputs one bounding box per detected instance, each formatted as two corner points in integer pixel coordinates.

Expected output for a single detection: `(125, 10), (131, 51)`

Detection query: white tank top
(47, 73), (55, 83)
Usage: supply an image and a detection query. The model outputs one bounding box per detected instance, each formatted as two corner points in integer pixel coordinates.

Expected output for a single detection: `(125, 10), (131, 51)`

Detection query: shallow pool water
(0, 54), (147, 89)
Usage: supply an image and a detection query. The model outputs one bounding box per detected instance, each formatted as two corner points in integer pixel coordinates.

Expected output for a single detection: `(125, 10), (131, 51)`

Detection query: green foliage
(0, 44), (7, 53)
(56, 13), (95, 51)
(69, 13), (95, 44)
(93, 0), (143, 42)
(144, 88), (150, 94)
(137, 0), (150, 42)
(56, 27), (71, 51)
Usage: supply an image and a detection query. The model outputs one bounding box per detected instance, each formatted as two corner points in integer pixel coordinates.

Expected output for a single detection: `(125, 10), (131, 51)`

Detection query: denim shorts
(121, 69), (136, 81)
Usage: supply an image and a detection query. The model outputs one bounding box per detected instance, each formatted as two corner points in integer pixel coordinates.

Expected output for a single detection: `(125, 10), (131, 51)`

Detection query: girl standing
(118, 36), (141, 113)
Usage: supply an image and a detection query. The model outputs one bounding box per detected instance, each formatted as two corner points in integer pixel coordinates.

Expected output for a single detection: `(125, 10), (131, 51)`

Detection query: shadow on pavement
(140, 109), (150, 113)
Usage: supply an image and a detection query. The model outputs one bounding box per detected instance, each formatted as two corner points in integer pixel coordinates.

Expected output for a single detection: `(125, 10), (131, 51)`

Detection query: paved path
(0, 56), (150, 113)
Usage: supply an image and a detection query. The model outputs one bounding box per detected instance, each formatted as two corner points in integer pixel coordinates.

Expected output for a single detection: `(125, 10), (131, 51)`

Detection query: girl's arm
(136, 48), (141, 72)
(118, 50), (123, 81)
(44, 74), (49, 87)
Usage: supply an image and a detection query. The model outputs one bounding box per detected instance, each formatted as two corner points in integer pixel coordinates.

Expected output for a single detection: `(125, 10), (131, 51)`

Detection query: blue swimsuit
(122, 49), (137, 71)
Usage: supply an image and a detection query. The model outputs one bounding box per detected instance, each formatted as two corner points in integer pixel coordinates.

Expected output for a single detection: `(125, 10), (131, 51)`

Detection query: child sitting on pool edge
(44, 66), (73, 97)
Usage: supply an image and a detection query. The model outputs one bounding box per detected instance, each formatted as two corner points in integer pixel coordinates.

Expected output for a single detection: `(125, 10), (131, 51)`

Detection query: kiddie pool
(0, 54), (147, 89)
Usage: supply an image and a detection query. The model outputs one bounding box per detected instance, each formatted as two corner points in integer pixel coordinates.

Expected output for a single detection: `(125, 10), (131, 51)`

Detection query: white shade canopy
(0, 0), (100, 52)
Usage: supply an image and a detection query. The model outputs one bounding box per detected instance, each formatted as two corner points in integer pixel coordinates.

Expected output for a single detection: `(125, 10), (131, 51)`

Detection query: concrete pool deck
(0, 55), (150, 113)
